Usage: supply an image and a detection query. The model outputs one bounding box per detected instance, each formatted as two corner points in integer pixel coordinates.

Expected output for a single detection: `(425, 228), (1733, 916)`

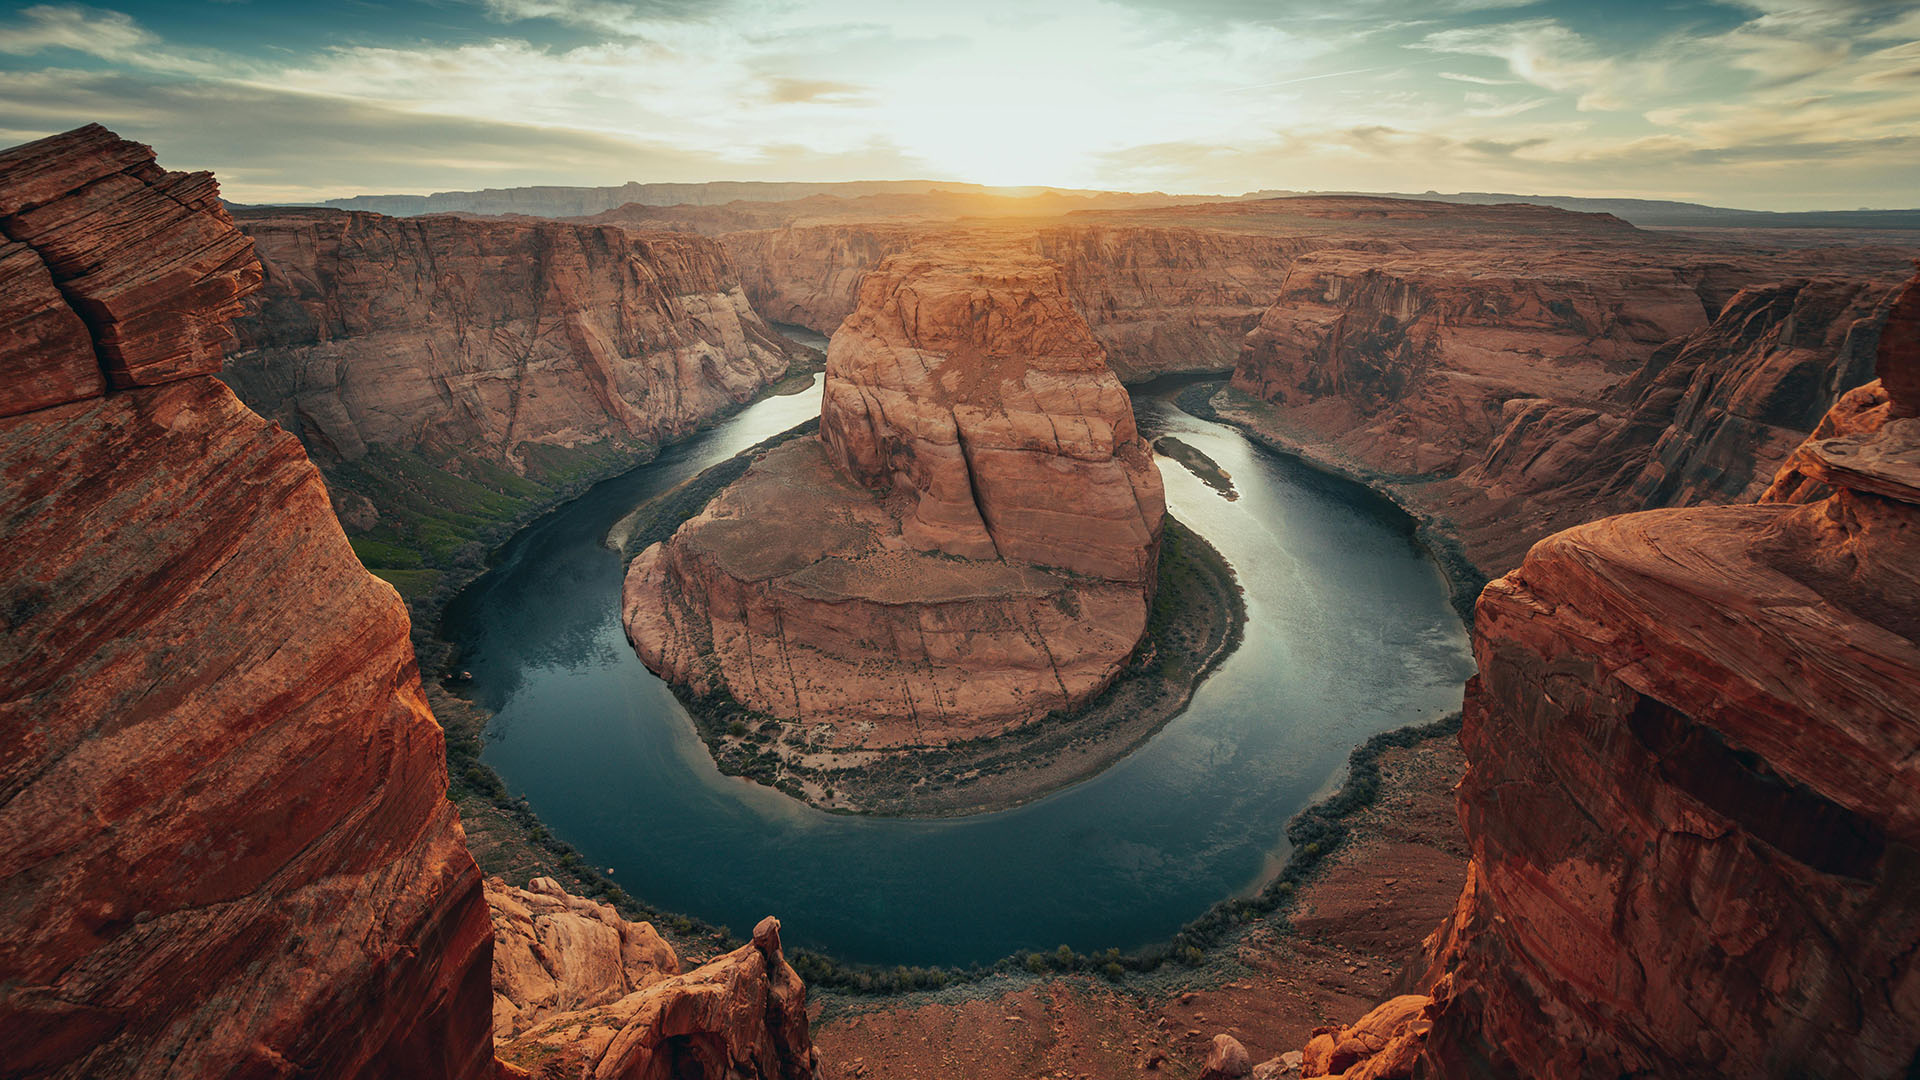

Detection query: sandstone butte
(1280, 268), (1920, 1080)
(0, 124), (819, 1080)
(622, 245), (1166, 744)
(222, 208), (804, 470)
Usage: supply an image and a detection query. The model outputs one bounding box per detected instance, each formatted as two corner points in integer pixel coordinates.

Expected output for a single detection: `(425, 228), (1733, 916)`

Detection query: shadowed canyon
(2, 112), (1917, 1080)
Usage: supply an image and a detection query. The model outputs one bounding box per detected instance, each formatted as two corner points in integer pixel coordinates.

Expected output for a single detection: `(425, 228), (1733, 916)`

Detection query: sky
(0, 0), (1915, 209)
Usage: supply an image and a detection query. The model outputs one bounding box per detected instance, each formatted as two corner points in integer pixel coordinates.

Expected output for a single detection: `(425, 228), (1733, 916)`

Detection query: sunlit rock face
(722, 221), (1309, 379)
(492, 909), (822, 1080)
(223, 209), (802, 467)
(1406, 269), (1920, 1078)
(623, 246), (1164, 744)
(0, 125), (496, 1080)
(1229, 241), (1909, 578)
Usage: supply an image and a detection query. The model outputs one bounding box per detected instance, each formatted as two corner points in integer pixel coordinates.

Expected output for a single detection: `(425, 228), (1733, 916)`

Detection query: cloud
(1416, 19), (1659, 110)
(0, 0), (1914, 209)
(762, 77), (867, 104)
(0, 4), (154, 57)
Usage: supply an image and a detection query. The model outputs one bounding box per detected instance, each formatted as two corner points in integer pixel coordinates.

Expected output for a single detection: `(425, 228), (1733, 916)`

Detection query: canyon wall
(1303, 271), (1920, 1080)
(0, 124), (497, 1080)
(2, 124), (824, 1080)
(624, 247), (1165, 744)
(720, 222), (1311, 379)
(225, 209), (801, 466)
(221, 209), (808, 601)
(1226, 246), (1911, 578)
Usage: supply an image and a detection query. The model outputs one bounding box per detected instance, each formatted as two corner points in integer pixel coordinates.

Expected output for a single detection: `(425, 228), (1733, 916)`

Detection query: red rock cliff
(721, 221), (1310, 380)
(624, 246), (1164, 743)
(1401, 269), (1920, 1077)
(0, 125), (496, 1079)
(224, 209), (802, 466)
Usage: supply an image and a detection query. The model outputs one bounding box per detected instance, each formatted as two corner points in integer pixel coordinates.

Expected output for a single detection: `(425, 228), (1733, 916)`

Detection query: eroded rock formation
(488, 877), (681, 1040)
(721, 221), (1309, 379)
(624, 247), (1164, 743)
(1226, 248), (1912, 580)
(1360, 269), (1920, 1077)
(225, 209), (802, 466)
(0, 124), (495, 1079)
(1, 124), (824, 1080)
(494, 916), (821, 1080)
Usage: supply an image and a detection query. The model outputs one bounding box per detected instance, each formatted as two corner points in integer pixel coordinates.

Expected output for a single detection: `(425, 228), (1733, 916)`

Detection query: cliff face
(1393, 271), (1920, 1078)
(226, 210), (800, 466)
(720, 224), (921, 337)
(624, 248), (1164, 743)
(1230, 251), (1713, 476)
(0, 125), (495, 1080)
(1225, 246), (1910, 579)
(720, 223), (1312, 380)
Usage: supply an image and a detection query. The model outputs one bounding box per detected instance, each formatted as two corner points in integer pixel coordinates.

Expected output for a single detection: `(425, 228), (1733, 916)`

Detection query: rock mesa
(624, 247), (1164, 742)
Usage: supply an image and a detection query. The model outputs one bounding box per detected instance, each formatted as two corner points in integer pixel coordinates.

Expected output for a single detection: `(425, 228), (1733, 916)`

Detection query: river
(444, 365), (1473, 968)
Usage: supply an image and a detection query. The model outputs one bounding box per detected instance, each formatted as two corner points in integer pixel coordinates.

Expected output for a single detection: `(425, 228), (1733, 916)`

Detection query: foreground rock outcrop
(486, 883), (820, 1080)
(494, 915), (820, 1080)
(2, 124), (824, 1080)
(488, 878), (682, 1040)
(1312, 270), (1920, 1077)
(625, 247), (1164, 743)
(0, 124), (496, 1079)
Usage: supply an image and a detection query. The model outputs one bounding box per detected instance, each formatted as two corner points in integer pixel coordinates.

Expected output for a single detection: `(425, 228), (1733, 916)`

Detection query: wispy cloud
(0, 0), (1914, 209)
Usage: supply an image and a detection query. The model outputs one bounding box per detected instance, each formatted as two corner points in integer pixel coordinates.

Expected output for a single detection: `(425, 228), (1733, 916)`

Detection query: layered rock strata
(624, 248), (1164, 742)
(495, 916), (820, 1080)
(1227, 250), (1911, 578)
(2, 124), (824, 1080)
(0, 125), (495, 1079)
(1383, 270), (1920, 1077)
(225, 209), (802, 466)
(488, 877), (681, 1040)
(720, 222), (1310, 379)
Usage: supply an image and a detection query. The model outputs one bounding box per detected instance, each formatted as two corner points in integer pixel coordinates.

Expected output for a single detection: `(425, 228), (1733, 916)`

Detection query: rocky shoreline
(1179, 381), (1492, 620)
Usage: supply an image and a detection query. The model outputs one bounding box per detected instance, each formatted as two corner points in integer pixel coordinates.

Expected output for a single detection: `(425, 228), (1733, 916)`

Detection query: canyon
(221, 206), (811, 604)
(1276, 269), (1920, 1080)
(583, 193), (1913, 593)
(0, 125), (819, 1080)
(622, 244), (1166, 752)
(4, 115), (1918, 1080)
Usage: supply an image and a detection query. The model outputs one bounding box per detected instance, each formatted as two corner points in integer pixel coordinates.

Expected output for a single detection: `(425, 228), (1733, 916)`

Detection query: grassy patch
(323, 437), (657, 666)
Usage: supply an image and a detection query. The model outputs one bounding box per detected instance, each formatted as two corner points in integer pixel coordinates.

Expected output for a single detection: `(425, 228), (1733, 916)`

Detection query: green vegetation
(332, 437), (652, 611)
